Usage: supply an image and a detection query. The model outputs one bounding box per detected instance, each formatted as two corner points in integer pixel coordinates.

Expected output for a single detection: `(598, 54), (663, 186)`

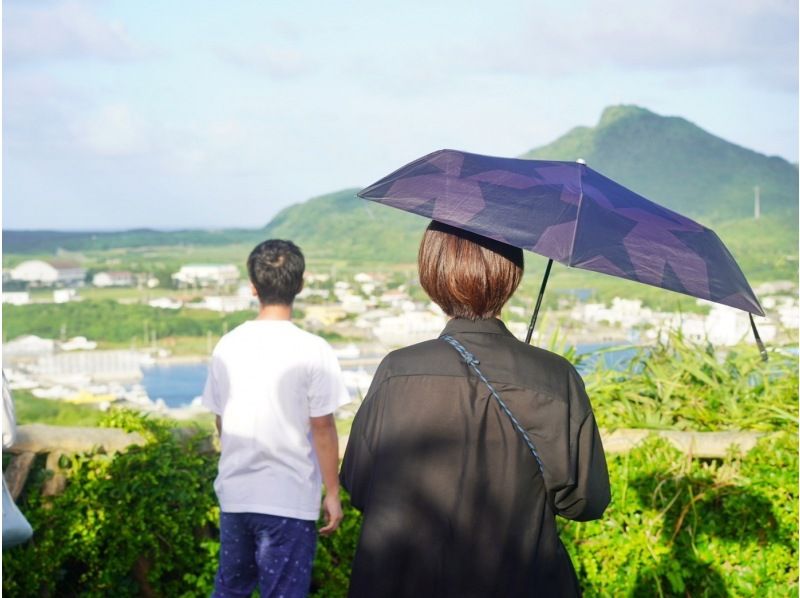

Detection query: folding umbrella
(358, 149), (766, 357)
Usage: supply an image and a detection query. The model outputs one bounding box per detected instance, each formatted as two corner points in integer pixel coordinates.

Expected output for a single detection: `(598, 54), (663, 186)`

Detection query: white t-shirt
(201, 320), (351, 520)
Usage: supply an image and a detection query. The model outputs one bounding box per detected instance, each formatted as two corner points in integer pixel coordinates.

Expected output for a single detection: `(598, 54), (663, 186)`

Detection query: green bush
(310, 493), (361, 597)
(13, 389), (106, 427)
(4, 424), (796, 597)
(2, 300), (253, 343)
(561, 434), (798, 596)
(2, 408), (361, 597)
(586, 334), (798, 432)
(3, 336), (797, 597)
(2, 411), (219, 597)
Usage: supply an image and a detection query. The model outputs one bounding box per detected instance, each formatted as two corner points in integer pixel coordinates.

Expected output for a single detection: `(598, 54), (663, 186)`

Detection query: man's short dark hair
(247, 239), (305, 306)
(418, 220), (523, 320)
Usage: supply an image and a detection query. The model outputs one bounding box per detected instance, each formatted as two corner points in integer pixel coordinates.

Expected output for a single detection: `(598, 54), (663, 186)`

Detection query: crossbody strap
(440, 334), (544, 476)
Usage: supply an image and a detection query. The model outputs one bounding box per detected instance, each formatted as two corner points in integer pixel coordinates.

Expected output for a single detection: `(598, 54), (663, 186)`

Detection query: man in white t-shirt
(202, 239), (350, 598)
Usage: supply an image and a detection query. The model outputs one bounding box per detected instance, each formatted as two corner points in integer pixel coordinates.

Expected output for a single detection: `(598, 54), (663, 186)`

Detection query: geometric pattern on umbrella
(358, 149), (764, 316)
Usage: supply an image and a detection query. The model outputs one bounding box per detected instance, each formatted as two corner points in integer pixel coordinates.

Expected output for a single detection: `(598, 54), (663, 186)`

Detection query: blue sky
(3, 0), (798, 230)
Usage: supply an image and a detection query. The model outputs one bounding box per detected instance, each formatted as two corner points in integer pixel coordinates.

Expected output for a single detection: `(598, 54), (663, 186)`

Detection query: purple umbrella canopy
(359, 149), (764, 317)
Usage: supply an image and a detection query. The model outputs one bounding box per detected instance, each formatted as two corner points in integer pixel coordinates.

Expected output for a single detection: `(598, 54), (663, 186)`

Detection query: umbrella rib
(566, 164), (586, 267)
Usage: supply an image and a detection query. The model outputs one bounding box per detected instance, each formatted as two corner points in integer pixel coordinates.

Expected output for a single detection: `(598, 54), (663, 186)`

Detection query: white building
(93, 271), (135, 287)
(60, 336), (98, 351)
(53, 289), (78, 303)
(570, 298), (653, 329)
(2, 292), (30, 305)
(777, 301), (799, 330)
(338, 293), (368, 314)
(3, 335), (56, 361)
(149, 297), (183, 310)
(30, 350), (143, 382)
(354, 272), (375, 284)
(372, 310), (448, 346)
(379, 289), (411, 307)
(187, 295), (257, 313)
(172, 264), (240, 288)
(663, 306), (776, 346)
(297, 288), (331, 300)
(10, 260), (86, 286)
(305, 272), (331, 284)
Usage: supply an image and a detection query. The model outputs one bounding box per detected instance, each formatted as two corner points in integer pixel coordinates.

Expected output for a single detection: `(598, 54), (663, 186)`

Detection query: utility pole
(754, 186), (761, 220)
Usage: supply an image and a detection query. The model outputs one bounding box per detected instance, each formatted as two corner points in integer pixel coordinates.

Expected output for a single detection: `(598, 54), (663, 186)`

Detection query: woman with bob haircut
(341, 220), (610, 597)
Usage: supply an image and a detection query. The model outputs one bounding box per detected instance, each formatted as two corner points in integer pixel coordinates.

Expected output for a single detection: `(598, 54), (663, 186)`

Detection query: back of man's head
(247, 239), (305, 306)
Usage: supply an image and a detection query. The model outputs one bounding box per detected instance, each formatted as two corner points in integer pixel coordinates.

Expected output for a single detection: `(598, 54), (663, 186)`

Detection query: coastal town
(3, 257), (798, 421)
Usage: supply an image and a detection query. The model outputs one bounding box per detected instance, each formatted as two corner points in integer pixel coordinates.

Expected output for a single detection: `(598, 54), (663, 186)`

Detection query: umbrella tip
(576, 158), (587, 165)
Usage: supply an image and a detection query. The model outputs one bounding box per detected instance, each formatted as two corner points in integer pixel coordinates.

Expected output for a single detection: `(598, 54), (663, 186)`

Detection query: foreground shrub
(2, 411), (219, 597)
(4, 333), (798, 597)
(561, 434), (798, 597)
(586, 334), (798, 432)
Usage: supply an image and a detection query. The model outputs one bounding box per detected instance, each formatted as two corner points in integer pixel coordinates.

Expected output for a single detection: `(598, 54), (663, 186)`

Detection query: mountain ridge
(522, 105), (797, 221)
(4, 105), (797, 283)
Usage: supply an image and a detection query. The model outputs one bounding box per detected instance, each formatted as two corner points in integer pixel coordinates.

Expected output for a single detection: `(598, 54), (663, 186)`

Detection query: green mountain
(4, 105), (797, 282)
(263, 188), (426, 262)
(2, 228), (266, 254)
(523, 105), (798, 222)
(262, 106), (797, 276)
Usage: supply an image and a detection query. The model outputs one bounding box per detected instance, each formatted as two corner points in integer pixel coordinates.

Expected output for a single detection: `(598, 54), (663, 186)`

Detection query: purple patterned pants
(212, 512), (317, 598)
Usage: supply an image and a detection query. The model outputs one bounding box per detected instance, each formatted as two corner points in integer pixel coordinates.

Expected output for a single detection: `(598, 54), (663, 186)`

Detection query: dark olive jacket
(340, 317), (610, 598)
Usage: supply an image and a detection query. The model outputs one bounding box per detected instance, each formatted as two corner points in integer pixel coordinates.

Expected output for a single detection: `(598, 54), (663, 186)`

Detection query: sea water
(141, 344), (638, 409)
(141, 363), (209, 409)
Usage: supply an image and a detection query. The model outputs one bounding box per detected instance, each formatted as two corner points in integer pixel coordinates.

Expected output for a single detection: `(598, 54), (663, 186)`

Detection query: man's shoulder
(286, 325), (333, 352)
(213, 322), (252, 352)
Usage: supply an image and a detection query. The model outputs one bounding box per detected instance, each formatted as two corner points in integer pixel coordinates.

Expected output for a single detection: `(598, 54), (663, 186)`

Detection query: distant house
(149, 297), (183, 310)
(60, 336), (98, 351)
(10, 259), (86, 287)
(187, 295), (257, 313)
(53, 289), (78, 303)
(2, 292), (30, 305)
(172, 264), (240, 288)
(3, 335), (56, 362)
(303, 305), (347, 327)
(93, 271), (135, 288)
(372, 310), (447, 346)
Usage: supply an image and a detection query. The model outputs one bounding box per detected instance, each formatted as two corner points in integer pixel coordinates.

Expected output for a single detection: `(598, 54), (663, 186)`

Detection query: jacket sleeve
(3, 374), (17, 450)
(548, 367), (610, 521)
(340, 361), (388, 512)
(340, 402), (373, 511)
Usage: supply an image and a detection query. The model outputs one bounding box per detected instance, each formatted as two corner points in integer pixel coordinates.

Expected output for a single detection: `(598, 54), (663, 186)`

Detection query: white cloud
(3, 0), (146, 65)
(216, 44), (315, 78)
(2, 72), (85, 156)
(472, 0), (797, 91)
(73, 104), (151, 156)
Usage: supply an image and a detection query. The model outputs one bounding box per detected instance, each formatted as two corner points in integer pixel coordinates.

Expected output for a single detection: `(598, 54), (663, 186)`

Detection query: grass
(12, 389), (106, 427)
(585, 332), (799, 432)
(98, 335), (219, 356)
(335, 417), (354, 437)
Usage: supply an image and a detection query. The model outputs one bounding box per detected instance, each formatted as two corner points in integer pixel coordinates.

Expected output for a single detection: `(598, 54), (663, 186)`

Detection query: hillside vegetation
(523, 105), (798, 222)
(2, 228), (266, 255)
(263, 188), (426, 262)
(4, 106), (797, 283)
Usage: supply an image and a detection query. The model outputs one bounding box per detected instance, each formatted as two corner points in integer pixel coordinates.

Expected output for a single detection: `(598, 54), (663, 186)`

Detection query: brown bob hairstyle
(418, 220), (524, 320)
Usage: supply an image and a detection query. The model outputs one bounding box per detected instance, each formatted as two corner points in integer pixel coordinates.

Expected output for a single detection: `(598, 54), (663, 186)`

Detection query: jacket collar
(441, 317), (514, 337)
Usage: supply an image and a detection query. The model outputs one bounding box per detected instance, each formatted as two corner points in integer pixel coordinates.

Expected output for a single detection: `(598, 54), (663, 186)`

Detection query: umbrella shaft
(526, 259), (554, 344)
(749, 313), (768, 362)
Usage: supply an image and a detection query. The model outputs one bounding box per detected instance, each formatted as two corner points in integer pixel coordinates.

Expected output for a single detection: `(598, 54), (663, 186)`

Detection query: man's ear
(250, 282), (258, 297)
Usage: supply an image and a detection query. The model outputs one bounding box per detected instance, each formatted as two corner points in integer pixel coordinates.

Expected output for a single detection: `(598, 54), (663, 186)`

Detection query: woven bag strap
(440, 334), (544, 475)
